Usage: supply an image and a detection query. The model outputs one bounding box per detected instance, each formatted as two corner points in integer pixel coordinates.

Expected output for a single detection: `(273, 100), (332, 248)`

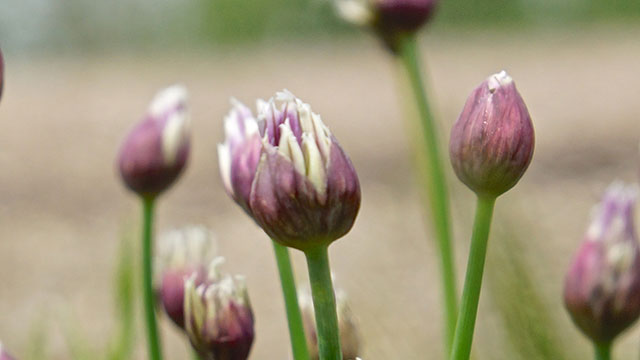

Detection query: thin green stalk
(304, 246), (342, 360)
(594, 343), (611, 360)
(142, 197), (163, 360)
(450, 196), (496, 360)
(397, 33), (458, 350)
(272, 241), (311, 360)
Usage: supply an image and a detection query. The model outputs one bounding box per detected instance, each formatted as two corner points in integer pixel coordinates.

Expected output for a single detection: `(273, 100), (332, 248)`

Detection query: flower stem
(450, 196), (496, 360)
(304, 245), (342, 360)
(142, 197), (163, 360)
(594, 342), (611, 360)
(272, 241), (311, 360)
(397, 33), (458, 351)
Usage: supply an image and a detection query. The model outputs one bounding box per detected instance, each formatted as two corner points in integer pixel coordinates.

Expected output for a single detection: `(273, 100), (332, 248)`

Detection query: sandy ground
(1, 25), (640, 359)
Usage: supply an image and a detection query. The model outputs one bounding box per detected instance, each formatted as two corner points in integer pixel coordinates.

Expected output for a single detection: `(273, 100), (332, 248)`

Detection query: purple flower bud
(449, 71), (535, 197)
(299, 288), (361, 360)
(118, 85), (190, 199)
(218, 100), (263, 213)
(184, 261), (254, 360)
(564, 183), (640, 344)
(0, 47), (4, 103)
(156, 226), (217, 329)
(0, 343), (15, 360)
(218, 91), (361, 250)
(335, 0), (438, 51)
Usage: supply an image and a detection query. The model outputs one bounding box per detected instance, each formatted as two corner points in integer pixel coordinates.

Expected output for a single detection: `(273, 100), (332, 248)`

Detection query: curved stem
(272, 241), (311, 360)
(594, 342), (611, 360)
(304, 246), (342, 360)
(142, 197), (163, 360)
(450, 196), (496, 360)
(397, 34), (458, 352)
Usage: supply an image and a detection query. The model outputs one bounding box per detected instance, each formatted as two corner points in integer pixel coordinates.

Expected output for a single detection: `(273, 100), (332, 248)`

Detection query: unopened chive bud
(184, 259), (254, 360)
(449, 71), (534, 198)
(564, 183), (640, 345)
(299, 288), (361, 360)
(335, 0), (438, 51)
(118, 85), (190, 199)
(0, 343), (15, 360)
(218, 90), (361, 251)
(156, 226), (217, 329)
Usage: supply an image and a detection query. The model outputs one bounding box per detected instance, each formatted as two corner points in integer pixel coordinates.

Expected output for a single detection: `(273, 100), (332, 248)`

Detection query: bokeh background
(1, 0), (640, 359)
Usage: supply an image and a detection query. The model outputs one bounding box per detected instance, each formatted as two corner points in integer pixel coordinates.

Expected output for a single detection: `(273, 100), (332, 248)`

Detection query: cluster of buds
(0, 343), (14, 360)
(183, 258), (255, 360)
(335, 0), (439, 51)
(156, 226), (217, 328)
(564, 183), (640, 345)
(449, 71), (535, 198)
(118, 85), (191, 199)
(299, 287), (361, 360)
(218, 90), (361, 250)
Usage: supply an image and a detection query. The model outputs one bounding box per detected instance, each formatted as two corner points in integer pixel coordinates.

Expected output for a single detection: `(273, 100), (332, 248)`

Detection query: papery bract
(449, 71), (534, 197)
(118, 85), (190, 199)
(564, 183), (640, 344)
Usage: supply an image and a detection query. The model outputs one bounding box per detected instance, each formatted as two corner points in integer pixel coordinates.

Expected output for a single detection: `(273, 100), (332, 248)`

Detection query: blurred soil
(1, 26), (640, 359)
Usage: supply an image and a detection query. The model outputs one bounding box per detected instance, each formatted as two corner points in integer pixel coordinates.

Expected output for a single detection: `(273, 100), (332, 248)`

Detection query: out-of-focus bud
(156, 226), (217, 329)
(249, 91), (361, 250)
(118, 85), (190, 199)
(0, 343), (16, 360)
(335, 0), (438, 51)
(449, 71), (534, 198)
(564, 183), (640, 345)
(218, 100), (263, 213)
(184, 259), (254, 360)
(299, 288), (361, 360)
(0, 47), (4, 103)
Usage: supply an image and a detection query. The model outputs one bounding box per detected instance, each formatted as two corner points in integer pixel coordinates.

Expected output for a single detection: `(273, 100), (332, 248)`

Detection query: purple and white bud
(335, 0), (438, 51)
(449, 71), (534, 197)
(249, 91), (361, 250)
(118, 85), (190, 199)
(0, 47), (4, 103)
(156, 226), (217, 329)
(299, 288), (361, 360)
(218, 100), (263, 213)
(217, 91), (361, 250)
(564, 183), (640, 344)
(0, 343), (15, 360)
(184, 260), (254, 360)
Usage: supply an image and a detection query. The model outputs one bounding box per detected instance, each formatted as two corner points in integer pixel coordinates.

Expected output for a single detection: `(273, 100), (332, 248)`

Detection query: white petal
(335, 0), (374, 26)
(279, 122), (305, 175)
(217, 143), (233, 195)
(302, 133), (327, 195)
(149, 85), (188, 118)
(162, 111), (189, 166)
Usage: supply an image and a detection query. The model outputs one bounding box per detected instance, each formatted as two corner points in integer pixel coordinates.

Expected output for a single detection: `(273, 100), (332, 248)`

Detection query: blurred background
(1, 0), (640, 359)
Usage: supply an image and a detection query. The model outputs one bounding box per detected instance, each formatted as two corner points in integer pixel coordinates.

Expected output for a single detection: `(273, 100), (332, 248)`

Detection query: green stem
(304, 246), (342, 360)
(450, 196), (496, 360)
(142, 197), (163, 360)
(397, 34), (458, 351)
(594, 342), (611, 360)
(272, 241), (311, 360)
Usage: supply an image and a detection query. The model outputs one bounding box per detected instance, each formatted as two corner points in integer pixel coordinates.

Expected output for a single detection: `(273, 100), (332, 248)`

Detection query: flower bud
(156, 226), (217, 329)
(449, 71), (534, 197)
(299, 288), (361, 360)
(118, 85), (190, 199)
(218, 91), (361, 250)
(564, 183), (640, 344)
(335, 0), (438, 51)
(184, 259), (254, 360)
(218, 100), (263, 213)
(0, 343), (15, 360)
